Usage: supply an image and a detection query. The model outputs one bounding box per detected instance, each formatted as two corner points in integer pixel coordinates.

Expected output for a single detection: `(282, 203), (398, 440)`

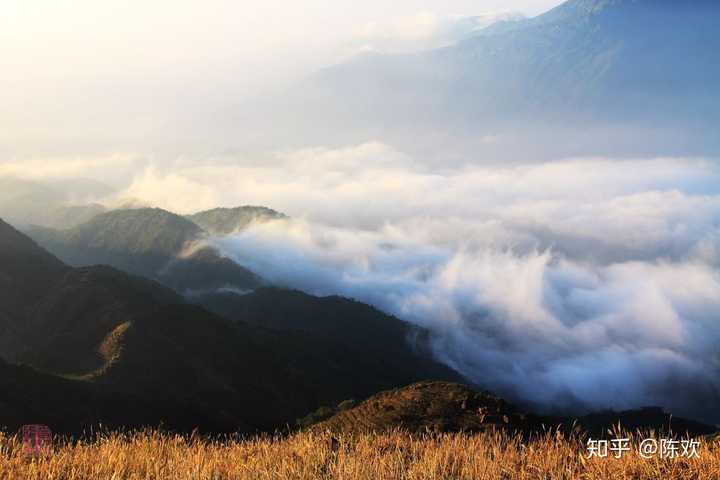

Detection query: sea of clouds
(8, 142), (720, 422)
(118, 143), (720, 422)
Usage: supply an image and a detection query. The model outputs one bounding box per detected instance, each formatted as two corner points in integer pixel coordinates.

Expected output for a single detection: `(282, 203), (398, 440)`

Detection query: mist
(0, 0), (560, 158)
(2, 139), (720, 422)
(142, 147), (720, 423)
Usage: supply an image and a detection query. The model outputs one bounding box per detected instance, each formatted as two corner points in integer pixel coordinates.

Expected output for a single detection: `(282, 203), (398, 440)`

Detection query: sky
(0, 0), (563, 157)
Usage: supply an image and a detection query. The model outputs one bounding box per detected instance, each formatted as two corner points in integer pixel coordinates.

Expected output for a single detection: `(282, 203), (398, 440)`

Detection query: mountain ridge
(26, 208), (262, 293)
(187, 206), (287, 236)
(0, 217), (462, 434)
(261, 0), (720, 161)
(311, 381), (716, 437)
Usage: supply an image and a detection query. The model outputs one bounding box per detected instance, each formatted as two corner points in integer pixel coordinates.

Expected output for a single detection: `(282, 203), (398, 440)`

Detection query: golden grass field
(1, 429), (718, 480)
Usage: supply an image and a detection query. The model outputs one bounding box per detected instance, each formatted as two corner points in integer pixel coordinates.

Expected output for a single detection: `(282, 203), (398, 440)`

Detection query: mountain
(187, 206), (287, 236)
(191, 288), (459, 397)
(311, 381), (716, 437)
(26, 208), (262, 293)
(0, 218), (460, 434)
(311, 381), (539, 434)
(2, 220), (713, 437)
(259, 0), (720, 161)
(0, 219), (69, 358)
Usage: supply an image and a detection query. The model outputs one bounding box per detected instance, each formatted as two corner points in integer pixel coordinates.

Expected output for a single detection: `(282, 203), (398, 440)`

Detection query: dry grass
(1, 429), (719, 480)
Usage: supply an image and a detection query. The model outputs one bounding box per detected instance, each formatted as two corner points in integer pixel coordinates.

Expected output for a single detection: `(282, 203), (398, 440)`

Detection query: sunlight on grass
(1, 429), (718, 479)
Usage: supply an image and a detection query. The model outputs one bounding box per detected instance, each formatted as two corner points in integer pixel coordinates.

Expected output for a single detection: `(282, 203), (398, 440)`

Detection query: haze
(1, 0), (561, 157)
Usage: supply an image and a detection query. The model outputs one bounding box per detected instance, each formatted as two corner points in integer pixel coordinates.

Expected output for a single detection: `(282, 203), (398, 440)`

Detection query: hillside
(0, 358), (180, 434)
(194, 288), (461, 401)
(0, 219), (461, 434)
(187, 206), (287, 236)
(313, 381), (716, 437)
(0, 220), (69, 359)
(2, 219), (714, 438)
(45, 208), (204, 258)
(26, 208), (262, 293)
(312, 381), (537, 435)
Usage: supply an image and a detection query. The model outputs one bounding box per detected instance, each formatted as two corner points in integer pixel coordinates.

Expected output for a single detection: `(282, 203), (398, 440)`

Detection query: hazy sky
(1, 0), (559, 83)
(0, 0), (563, 156)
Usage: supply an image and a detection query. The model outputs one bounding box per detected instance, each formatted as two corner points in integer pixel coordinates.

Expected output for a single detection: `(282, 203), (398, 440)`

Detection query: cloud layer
(135, 143), (720, 423)
(8, 142), (720, 422)
(112, 143), (720, 267)
(212, 219), (720, 421)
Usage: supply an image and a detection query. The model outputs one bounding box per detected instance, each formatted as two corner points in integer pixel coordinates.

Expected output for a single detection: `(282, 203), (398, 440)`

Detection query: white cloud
(9, 140), (720, 421)
(111, 144), (720, 266)
(117, 166), (222, 214)
(0, 154), (139, 182)
(104, 141), (720, 421)
(211, 219), (720, 421)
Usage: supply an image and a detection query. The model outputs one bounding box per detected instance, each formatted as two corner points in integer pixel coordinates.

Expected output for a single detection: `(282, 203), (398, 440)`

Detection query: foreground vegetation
(1, 429), (718, 479)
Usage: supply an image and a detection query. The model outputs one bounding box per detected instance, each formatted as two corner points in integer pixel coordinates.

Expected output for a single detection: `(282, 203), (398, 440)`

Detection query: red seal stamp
(22, 425), (52, 455)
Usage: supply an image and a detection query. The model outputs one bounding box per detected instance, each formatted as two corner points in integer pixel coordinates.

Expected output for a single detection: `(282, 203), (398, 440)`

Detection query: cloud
(105, 142), (718, 422)
(211, 218), (720, 421)
(0, 154), (140, 183)
(112, 144), (720, 266)
(15, 141), (718, 421)
(117, 166), (223, 214)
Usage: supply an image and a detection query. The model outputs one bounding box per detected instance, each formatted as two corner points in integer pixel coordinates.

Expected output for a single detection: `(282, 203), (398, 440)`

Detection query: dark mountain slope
(0, 219), (461, 434)
(199, 287), (415, 341)
(0, 220), (69, 360)
(191, 287), (449, 378)
(26, 208), (261, 293)
(187, 206), (287, 236)
(0, 358), (195, 434)
(18, 266), (183, 373)
(0, 218), (66, 287)
(192, 288), (459, 395)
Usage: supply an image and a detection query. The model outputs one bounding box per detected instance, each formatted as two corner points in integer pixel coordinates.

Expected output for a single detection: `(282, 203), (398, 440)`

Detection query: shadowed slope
(0, 219), (462, 435)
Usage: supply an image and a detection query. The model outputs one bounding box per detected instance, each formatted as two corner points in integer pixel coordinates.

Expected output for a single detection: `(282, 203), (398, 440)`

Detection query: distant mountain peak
(69, 208), (204, 255)
(188, 205), (287, 236)
(533, 0), (629, 24)
(543, 0), (715, 21)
